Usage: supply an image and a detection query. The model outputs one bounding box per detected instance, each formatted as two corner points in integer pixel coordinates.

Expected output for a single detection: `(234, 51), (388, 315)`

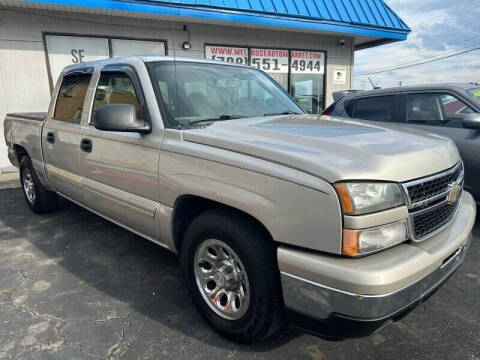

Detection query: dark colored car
(324, 84), (480, 200)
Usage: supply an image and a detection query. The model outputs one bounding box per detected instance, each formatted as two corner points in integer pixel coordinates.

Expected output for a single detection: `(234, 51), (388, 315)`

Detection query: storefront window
(205, 46), (326, 114)
(45, 35), (109, 86)
(250, 48), (289, 91)
(44, 34), (166, 88)
(111, 39), (166, 57)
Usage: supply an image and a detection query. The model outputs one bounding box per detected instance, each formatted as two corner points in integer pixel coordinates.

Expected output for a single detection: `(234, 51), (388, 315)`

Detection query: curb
(0, 172), (20, 190)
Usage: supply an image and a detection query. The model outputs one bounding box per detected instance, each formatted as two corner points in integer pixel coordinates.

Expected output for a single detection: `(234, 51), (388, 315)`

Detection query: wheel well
(172, 195), (274, 252)
(14, 145), (28, 163)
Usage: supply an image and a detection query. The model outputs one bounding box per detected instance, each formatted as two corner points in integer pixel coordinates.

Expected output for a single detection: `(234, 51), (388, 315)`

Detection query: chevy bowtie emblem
(447, 183), (461, 204)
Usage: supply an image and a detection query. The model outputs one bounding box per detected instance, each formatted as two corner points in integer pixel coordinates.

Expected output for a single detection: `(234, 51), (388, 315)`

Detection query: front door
(79, 65), (161, 240)
(43, 72), (92, 202)
(404, 92), (480, 197)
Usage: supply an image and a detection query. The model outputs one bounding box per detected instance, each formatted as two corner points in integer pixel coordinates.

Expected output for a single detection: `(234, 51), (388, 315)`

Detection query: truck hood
(181, 115), (460, 183)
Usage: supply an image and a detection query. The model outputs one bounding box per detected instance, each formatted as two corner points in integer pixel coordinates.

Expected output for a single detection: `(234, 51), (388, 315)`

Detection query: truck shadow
(0, 189), (313, 352)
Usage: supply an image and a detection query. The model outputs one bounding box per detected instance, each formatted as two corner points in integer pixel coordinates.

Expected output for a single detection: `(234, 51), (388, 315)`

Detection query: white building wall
(0, 7), (354, 168)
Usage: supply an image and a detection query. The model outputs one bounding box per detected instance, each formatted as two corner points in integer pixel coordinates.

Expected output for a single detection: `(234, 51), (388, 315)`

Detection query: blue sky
(354, 0), (480, 89)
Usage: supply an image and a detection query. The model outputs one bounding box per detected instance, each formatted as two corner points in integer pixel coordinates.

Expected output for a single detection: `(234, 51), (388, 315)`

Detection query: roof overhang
(1, 0), (410, 49)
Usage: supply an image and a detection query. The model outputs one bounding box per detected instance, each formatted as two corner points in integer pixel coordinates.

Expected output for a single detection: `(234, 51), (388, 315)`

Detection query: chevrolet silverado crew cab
(4, 57), (476, 343)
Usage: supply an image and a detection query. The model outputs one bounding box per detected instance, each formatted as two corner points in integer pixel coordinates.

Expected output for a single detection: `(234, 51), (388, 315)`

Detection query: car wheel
(180, 208), (284, 343)
(20, 156), (58, 214)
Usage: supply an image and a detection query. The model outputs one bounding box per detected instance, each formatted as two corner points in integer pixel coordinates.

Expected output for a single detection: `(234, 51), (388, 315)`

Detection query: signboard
(333, 66), (347, 85)
(45, 35), (109, 85)
(290, 50), (325, 74)
(111, 39), (166, 57)
(205, 45), (249, 65)
(250, 48), (289, 89)
(250, 48), (289, 73)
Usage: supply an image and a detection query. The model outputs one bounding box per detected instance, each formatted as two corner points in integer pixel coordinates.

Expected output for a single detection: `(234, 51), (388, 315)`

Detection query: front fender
(158, 148), (343, 255)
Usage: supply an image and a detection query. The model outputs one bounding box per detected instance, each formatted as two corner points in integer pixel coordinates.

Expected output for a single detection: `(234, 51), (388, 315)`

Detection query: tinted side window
(352, 96), (395, 122)
(467, 88), (480, 102)
(321, 102), (336, 116)
(93, 73), (143, 119)
(406, 93), (475, 128)
(321, 100), (348, 116)
(54, 74), (92, 123)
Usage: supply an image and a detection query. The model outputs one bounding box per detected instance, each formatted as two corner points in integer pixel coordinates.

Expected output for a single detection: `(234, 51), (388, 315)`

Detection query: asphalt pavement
(0, 188), (479, 360)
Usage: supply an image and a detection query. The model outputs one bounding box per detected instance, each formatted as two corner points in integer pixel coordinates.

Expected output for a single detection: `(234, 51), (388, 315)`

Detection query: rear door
(79, 65), (161, 240)
(43, 70), (93, 202)
(402, 91), (480, 197)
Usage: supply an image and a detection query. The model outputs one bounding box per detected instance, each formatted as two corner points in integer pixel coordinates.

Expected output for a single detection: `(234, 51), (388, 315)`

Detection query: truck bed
(6, 112), (47, 122)
(4, 112), (47, 172)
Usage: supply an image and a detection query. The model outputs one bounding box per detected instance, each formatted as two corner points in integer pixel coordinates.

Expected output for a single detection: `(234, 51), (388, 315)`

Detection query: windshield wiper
(264, 111), (302, 116)
(188, 114), (248, 125)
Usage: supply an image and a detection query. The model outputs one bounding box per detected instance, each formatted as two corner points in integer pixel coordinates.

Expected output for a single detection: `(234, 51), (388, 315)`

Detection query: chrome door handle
(80, 138), (92, 153)
(46, 132), (55, 144)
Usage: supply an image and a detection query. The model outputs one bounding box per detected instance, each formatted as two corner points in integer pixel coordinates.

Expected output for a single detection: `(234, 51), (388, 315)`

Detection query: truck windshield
(467, 87), (480, 102)
(148, 61), (303, 127)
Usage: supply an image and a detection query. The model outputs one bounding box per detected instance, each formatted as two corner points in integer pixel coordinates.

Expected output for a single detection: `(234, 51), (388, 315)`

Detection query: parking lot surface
(0, 188), (479, 360)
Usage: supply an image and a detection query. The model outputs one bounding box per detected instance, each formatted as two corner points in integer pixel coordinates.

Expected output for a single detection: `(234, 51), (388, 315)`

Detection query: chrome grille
(412, 201), (458, 239)
(406, 164), (462, 206)
(403, 163), (463, 242)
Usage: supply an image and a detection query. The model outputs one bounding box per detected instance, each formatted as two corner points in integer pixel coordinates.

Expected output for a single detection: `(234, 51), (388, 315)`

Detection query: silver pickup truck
(3, 56), (477, 343)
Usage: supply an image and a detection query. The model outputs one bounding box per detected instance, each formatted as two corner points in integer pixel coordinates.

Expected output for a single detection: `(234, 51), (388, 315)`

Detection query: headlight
(342, 220), (408, 256)
(334, 182), (404, 215)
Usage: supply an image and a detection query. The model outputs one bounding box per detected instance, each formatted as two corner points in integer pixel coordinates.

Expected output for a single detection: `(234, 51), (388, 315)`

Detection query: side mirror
(462, 113), (480, 129)
(94, 104), (150, 134)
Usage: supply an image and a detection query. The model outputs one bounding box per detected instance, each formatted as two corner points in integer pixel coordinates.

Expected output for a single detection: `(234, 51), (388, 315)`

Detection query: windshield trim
(146, 60), (304, 129)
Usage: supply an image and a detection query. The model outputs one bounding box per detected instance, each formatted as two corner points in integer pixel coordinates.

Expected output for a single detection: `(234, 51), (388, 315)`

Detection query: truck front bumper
(278, 191), (476, 337)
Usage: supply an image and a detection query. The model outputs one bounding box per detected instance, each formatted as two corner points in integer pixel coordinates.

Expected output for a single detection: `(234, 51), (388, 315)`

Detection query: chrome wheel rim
(194, 239), (250, 320)
(23, 168), (35, 203)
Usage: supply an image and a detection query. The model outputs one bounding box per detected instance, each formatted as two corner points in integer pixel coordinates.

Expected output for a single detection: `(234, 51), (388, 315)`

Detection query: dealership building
(0, 0), (409, 169)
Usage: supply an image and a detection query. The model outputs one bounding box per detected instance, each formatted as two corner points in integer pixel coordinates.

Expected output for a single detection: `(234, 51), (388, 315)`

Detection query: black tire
(180, 208), (284, 343)
(19, 156), (58, 214)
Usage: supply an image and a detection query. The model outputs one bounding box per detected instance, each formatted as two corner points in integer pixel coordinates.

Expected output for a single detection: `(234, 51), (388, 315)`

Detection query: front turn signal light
(342, 229), (360, 256)
(342, 220), (408, 257)
(334, 183), (354, 214)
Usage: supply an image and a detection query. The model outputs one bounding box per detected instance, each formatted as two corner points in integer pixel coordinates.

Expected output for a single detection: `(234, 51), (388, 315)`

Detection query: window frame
(401, 90), (478, 128)
(52, 69), (94, 124)
(88, 64), (151, 127)
(349, 93), (401, 123)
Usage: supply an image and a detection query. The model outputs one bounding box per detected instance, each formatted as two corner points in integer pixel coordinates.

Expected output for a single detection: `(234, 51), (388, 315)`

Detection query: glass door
(290, 50), (325, 114)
